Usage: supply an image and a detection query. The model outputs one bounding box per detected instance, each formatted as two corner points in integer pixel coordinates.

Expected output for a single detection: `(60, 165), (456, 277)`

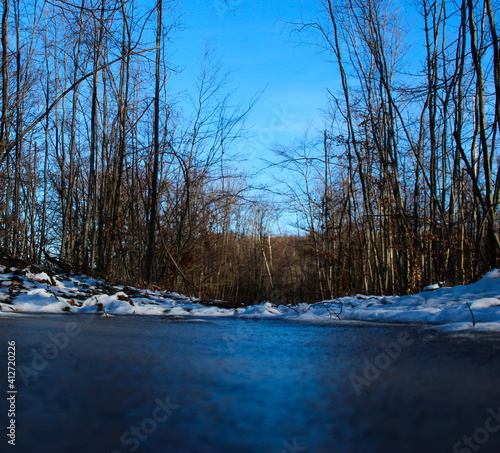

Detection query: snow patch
(485, 269), (500, 279)
(470, 298), (500, 308)
(4, 267), (500, 332)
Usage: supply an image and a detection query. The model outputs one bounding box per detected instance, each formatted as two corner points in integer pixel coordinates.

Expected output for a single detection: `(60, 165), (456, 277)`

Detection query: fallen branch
(308, 300), (343, 319)
(465, 302), (476, 327)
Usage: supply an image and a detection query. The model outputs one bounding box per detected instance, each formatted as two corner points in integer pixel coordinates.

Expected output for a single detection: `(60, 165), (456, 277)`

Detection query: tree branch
(1, 46), (158, 165)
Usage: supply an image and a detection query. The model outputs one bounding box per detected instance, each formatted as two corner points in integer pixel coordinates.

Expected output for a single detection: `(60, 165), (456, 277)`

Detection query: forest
(0, 0), (499, 305)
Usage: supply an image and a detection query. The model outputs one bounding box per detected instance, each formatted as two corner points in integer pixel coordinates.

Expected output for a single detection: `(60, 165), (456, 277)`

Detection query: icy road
(2, 314), (500, 453)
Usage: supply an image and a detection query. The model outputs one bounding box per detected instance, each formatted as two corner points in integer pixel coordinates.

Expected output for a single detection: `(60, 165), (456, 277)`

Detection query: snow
(423, 282), (443, 291)
(470, 297), (500, 308)
(3, 267), (500, 331)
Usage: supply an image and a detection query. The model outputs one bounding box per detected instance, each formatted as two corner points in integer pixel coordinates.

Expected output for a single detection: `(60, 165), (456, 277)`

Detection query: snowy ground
(2, 265), (500, 331)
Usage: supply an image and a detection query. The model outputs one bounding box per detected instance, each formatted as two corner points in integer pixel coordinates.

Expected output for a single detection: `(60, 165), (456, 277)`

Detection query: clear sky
(169, 0), (340, 172)
(166, 0), (424, 216)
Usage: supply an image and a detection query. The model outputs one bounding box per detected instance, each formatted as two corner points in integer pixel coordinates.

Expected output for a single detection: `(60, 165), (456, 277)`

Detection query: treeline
(274, 0), (500, 299)
(0, 0), (499, 305)
(0, 0), (259, 301)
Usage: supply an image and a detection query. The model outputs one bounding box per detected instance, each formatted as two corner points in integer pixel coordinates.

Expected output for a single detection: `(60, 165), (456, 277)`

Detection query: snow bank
(2, 268), (500, 331)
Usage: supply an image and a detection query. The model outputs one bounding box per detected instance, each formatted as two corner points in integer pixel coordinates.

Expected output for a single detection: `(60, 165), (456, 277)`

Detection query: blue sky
(164, 0), (424, 232)
(169, 0), (339, 171)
